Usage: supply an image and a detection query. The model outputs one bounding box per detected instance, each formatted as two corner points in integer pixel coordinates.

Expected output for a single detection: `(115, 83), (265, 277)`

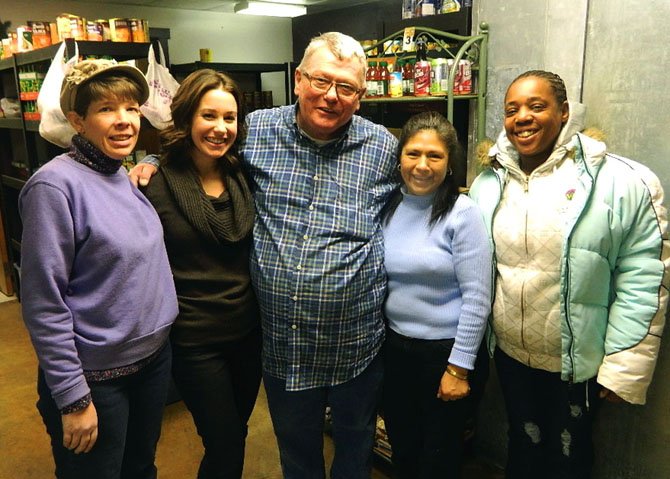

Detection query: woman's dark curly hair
(383, 111), (462, 227)
(160, 69), (246, 170)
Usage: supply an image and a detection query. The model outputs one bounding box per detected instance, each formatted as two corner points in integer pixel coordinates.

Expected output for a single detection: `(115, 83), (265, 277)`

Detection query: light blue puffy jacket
(469, 104), (670, 404)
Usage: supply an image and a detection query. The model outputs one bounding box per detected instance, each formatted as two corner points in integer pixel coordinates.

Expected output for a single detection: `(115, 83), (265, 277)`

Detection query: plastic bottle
(378, 61), (390, 97)
(414, 39), (431, 96)
(366, 61), (379, 98)
(390, 60), (403, 98)
(402, 0), (415, 19)
(402, 59), (414, 96)
(414, 0), (423, 17)
(416, 37), (428, 62)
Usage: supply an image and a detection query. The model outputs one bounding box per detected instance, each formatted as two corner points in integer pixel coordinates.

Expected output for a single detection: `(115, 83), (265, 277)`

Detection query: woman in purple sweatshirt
(18, 59), (178, 479)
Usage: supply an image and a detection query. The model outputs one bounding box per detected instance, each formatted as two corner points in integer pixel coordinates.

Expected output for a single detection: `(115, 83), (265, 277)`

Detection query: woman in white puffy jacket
(469, 70), (670, 479)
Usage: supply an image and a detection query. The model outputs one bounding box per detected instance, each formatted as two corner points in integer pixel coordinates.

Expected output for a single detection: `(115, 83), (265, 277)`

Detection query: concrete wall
(2, 0), (293, 104)
(473, 1), (670, 477)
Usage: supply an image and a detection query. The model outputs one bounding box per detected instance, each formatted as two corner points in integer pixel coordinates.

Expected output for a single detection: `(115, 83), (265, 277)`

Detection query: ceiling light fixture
(234, 1), (307, 17)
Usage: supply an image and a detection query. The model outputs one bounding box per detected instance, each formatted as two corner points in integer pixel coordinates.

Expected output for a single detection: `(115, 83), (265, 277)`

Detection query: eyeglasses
(301, 71), (361, 99)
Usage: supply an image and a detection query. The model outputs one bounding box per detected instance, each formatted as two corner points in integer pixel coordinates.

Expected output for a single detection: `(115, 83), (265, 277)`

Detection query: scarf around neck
(68, 134), (123, 174)
(160, 160), (254, 245)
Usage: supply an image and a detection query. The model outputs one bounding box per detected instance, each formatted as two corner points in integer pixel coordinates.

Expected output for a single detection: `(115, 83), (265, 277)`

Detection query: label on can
(129, 18), (146, 42)
(28, 21), (52, 48)
(389, 72), (403, 98)
(199, 48), (212, 62)
(430, 58), (448, 95)
(457, 59), (472, 94)
(86, 21), (103, 41)
(414, 60), (431, 96)
(109, 18), (131, 42)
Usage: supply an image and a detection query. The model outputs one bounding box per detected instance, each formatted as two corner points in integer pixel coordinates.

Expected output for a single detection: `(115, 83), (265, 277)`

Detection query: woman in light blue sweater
(382, 111), (492, 478)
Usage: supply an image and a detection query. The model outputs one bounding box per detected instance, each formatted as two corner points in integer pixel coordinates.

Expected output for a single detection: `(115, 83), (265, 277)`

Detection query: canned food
(56, 14), (85, 41)
(456, 59), (472, 94)
(389, 71), (403, 98)
(27, 21), (52, 48)
(430, 58), (448, 96)
(109, 18), (131, 42)
(86, 21), (103, 41)
(96, 19), (111, 41)
(414, 60), (431, 96)
(17, 26), (33, 52)
(129, 18), (147, 42)
(199, 48), (212, 62)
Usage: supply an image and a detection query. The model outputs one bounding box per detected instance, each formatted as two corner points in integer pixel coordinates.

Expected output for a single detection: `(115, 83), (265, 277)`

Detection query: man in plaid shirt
(132, 32), (397, 478)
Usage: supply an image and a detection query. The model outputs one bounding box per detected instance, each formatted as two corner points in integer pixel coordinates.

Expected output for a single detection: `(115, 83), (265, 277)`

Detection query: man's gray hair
(298, 32), (367, 84)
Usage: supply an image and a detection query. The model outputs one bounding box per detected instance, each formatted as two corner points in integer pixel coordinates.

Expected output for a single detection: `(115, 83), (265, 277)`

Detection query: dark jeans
(263, 353), (383, 479)
(495, 348), (601, 479)
(382, 328), (488, 479)
(171, 327), (262, 479)
(37, 341), (172, 479)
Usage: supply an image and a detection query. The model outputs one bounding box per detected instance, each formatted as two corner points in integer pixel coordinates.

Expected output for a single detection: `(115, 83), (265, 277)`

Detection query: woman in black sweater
(142, 69), (260, 479)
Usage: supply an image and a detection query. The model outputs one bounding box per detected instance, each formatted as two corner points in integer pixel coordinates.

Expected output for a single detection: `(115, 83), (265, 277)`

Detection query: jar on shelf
(365, 61), (380, 98)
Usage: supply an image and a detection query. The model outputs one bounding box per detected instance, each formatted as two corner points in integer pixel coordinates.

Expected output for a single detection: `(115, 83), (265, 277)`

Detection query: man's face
(294, 47), (365, 141)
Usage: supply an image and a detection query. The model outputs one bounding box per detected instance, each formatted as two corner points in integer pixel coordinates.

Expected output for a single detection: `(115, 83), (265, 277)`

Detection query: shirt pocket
(334, 185), (376, 241)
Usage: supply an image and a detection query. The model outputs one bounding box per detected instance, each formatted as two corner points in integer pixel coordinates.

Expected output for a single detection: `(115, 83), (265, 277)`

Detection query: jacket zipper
(521, 175), (529, 352)
(563, 135), (596, 382)
(486, 169), (504, 354)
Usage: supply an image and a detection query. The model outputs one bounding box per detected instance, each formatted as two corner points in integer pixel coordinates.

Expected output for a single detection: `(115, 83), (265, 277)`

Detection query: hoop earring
(397, 164), (402, 171)
(446, 167), (453, 176)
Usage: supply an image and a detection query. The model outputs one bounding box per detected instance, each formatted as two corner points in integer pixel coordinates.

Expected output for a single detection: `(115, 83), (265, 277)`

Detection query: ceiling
(70, 0), (379, 14)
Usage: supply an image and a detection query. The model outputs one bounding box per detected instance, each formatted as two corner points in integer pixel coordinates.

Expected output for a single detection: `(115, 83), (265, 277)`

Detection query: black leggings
(171, 327), (262, 479)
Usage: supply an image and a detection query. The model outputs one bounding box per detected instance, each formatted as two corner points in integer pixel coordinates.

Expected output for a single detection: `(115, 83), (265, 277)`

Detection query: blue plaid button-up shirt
(243, 105), (398, 391)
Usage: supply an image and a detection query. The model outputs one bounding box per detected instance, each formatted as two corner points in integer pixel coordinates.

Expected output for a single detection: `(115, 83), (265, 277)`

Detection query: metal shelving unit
(0, 32), (169, 297)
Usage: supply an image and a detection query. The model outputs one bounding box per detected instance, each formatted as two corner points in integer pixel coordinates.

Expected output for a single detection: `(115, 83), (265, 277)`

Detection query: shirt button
(313, 175), (319, 180)
(292, 295), (298, 301)
(309, 204), (314, 211)
(291, 324), (298, 330)
(303, 234), (309, 241)
(296, 264), (302, 270)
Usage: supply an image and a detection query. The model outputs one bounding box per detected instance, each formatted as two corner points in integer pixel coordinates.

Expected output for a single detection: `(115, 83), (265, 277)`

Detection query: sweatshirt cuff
(60, 393), (92, 415)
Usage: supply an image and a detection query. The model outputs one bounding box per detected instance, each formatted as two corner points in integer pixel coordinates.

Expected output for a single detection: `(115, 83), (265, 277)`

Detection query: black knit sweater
(143, 167), (259, 347)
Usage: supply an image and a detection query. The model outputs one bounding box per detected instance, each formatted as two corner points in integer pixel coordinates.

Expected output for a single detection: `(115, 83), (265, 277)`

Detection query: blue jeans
(37, 342), (172, 479)
(495, 348), (601, 479)
(263, 353), (383, 479)
(171, 327), (262, 479)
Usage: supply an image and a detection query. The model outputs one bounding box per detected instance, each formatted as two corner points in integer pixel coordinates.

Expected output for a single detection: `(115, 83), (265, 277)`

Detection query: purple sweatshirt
(19, 155), (178, 410)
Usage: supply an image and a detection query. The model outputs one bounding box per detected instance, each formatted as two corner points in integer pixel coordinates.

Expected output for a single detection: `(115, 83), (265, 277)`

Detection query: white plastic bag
(140, 43), (180, 130)
(38, 41), (79, 148)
